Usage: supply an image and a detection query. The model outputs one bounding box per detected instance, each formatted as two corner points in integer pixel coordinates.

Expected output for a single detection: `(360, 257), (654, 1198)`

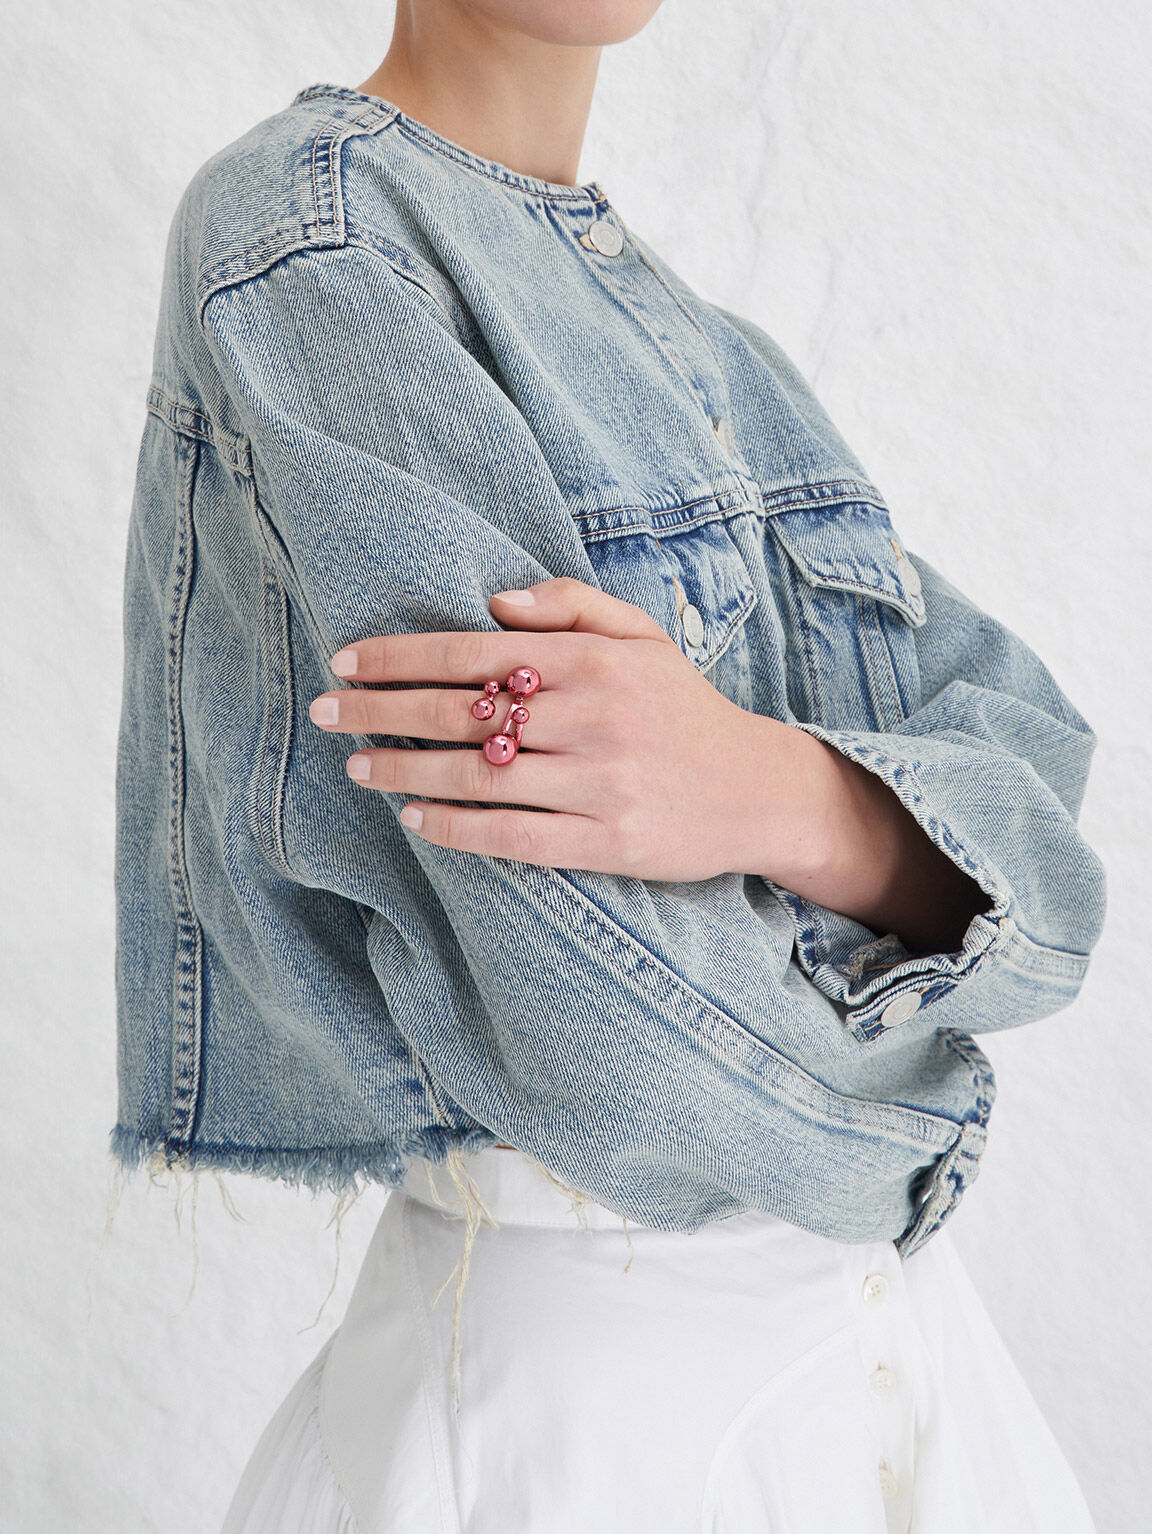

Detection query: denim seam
(352, 902), (464, 1138)
(146, 382), (252, 474)
(509, 862), (959, 1150)
(249, 548), (295, 877)
(309, 102), (396, 238)
(241, 474), (335, 667)
(164, 433), (205, 1148)
(757, 480), (889, 515)
(343, 232), (472, 343)
(691, 582), (759, 676)
(893, 1120), (987, 1258)
(571, 486), (753, 530)
(390, 116), (602, 203)
(196, 104), (391, 319)
(630, 241), (738, 412)
(940, 1029), (997, 1126)
(198, 231), (345, 325)
(998, 923), (1091, 982)
(856, 592), (907, 732)
(294, 83), (608, 203)
(246, 485), (462, 1139)
(780, 540), (825, 727)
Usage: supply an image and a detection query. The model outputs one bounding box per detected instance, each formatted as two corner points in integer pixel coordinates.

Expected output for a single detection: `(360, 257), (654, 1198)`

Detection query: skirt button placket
(847, 1244), (918, 1533)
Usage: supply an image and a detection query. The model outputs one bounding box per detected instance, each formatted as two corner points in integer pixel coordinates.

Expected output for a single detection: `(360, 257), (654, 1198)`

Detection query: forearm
(737, 715), (993, 954)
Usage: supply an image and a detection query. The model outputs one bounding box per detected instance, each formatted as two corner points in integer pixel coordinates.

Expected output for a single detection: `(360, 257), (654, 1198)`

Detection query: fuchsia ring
(470, 666), (541, 764)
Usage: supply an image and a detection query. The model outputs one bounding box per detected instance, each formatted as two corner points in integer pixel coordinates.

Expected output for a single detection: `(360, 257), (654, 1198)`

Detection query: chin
(466, 0), (667, 47)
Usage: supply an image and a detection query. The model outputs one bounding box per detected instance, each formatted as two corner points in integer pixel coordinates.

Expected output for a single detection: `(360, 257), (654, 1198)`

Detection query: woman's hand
(307, 575), (989, 950)
(307, 575), (808, 884)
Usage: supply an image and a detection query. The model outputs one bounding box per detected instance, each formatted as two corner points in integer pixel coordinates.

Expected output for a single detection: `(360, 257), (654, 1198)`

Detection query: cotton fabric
(222, 1147), (1096, 1533)
(114, 80), (1105, 1255)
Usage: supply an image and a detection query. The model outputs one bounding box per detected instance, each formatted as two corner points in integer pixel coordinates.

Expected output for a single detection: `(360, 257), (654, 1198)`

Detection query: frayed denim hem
(107, 1121), (499, 1199)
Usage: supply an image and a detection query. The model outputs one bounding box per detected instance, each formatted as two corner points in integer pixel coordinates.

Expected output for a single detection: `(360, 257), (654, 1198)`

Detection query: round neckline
(293, 82), (608, 205)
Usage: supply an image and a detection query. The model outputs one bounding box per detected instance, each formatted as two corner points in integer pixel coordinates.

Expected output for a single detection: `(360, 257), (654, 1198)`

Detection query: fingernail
(331, 648), (358, 676)
(492, 589), (535, 606)
(346, 753), (372, 781)
(399, 804), (424, 830)
(309, 697), (339, 726)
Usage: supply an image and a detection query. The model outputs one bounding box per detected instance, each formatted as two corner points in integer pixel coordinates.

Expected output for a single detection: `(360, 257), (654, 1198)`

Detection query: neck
(356, 0), (602, 187)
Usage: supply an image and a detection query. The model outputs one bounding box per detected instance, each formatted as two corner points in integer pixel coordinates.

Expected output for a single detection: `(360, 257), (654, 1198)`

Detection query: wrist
(736, 717), (989, 951)
(727, 715), (857, 890)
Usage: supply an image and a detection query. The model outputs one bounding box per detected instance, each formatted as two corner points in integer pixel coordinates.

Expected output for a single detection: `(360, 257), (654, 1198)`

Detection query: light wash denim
(113, 83), (1106, 1258)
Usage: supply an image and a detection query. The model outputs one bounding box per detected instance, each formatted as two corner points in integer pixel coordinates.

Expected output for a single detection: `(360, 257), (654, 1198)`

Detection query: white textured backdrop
(3, 2), (1149, 1529)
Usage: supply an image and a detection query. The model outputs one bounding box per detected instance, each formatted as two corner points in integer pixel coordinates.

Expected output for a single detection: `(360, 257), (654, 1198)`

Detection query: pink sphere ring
(469, 666), (541, 764)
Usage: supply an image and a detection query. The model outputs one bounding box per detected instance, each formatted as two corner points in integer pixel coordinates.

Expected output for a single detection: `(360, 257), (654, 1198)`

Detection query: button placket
(575, 215), (748, 445)
(847, 1247), (917, 1531)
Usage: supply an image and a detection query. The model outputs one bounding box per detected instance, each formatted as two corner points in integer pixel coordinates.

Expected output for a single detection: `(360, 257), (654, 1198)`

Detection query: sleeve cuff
(758, 722), (1088, 1043)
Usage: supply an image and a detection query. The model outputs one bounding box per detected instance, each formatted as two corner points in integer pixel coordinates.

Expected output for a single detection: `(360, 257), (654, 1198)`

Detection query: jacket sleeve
(697, 304), (1107, 1044)
(764, 556), (1107, 1044)
(200, 240), (1104, 1125)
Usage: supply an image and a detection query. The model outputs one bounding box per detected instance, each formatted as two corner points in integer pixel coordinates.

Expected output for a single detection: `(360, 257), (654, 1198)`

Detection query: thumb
(489, 576), (674, 643)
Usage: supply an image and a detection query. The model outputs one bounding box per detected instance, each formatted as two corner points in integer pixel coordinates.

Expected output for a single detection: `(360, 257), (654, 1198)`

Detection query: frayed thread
(108, 1122), (498, 1201)
(154, 1154), (201, 1312)
(530, 1160), (595, 1231)
(108, 1123), (410, 1200)
(425, 1145), (500, 1421)
(299, 1183), (364, 1335)
(529, 1160), (634, 1273)
(110, 1137), (374, 1335)
(84, 1155), (131, 1325)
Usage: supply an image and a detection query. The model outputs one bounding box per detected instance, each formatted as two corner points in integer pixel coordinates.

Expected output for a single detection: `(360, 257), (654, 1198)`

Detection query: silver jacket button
(583, 218), (624, 256)
(895, 553), (922, 599)
(712, 414), (736, 457)
(880, 990), (924, 1029)
(680, 603), (705, 648)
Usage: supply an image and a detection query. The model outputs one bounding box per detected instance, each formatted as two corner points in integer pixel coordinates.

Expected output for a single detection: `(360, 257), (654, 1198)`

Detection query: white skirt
(221, 1147), (1096, 1533)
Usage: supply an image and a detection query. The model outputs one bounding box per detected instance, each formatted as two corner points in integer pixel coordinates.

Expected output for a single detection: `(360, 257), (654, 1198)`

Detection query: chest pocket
(578, 508), (760, 677)
(766, 497), (925, 731)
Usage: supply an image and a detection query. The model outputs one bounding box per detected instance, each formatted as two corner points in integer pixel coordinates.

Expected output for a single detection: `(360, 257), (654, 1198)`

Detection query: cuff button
(880, 989), (924, 1029)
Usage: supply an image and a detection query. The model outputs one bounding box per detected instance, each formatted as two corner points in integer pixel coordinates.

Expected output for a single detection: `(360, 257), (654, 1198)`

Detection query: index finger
(329, 628), (599, 687)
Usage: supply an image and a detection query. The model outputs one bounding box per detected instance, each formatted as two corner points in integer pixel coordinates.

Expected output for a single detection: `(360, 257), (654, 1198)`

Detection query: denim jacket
(113, 83), (1106, 1258)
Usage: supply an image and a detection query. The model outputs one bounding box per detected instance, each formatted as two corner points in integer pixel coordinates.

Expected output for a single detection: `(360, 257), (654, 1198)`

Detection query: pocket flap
(767, 496), (927, 627)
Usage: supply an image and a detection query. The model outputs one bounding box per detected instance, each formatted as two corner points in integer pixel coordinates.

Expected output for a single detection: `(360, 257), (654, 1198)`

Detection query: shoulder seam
(198, 235), (474, 353)
(194, 100), (398, 325)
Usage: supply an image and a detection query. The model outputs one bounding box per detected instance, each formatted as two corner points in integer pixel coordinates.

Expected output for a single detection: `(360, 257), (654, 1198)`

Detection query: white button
(895, 554), (922, 599)
(878, 1464), (900, 1500)
(869, 1364), (899, 1398)
(680, 604), (705, 648)
(862, 1272), (890, 1305)
(880, 990), (923, 1029)
(585, 218), (624, 256)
